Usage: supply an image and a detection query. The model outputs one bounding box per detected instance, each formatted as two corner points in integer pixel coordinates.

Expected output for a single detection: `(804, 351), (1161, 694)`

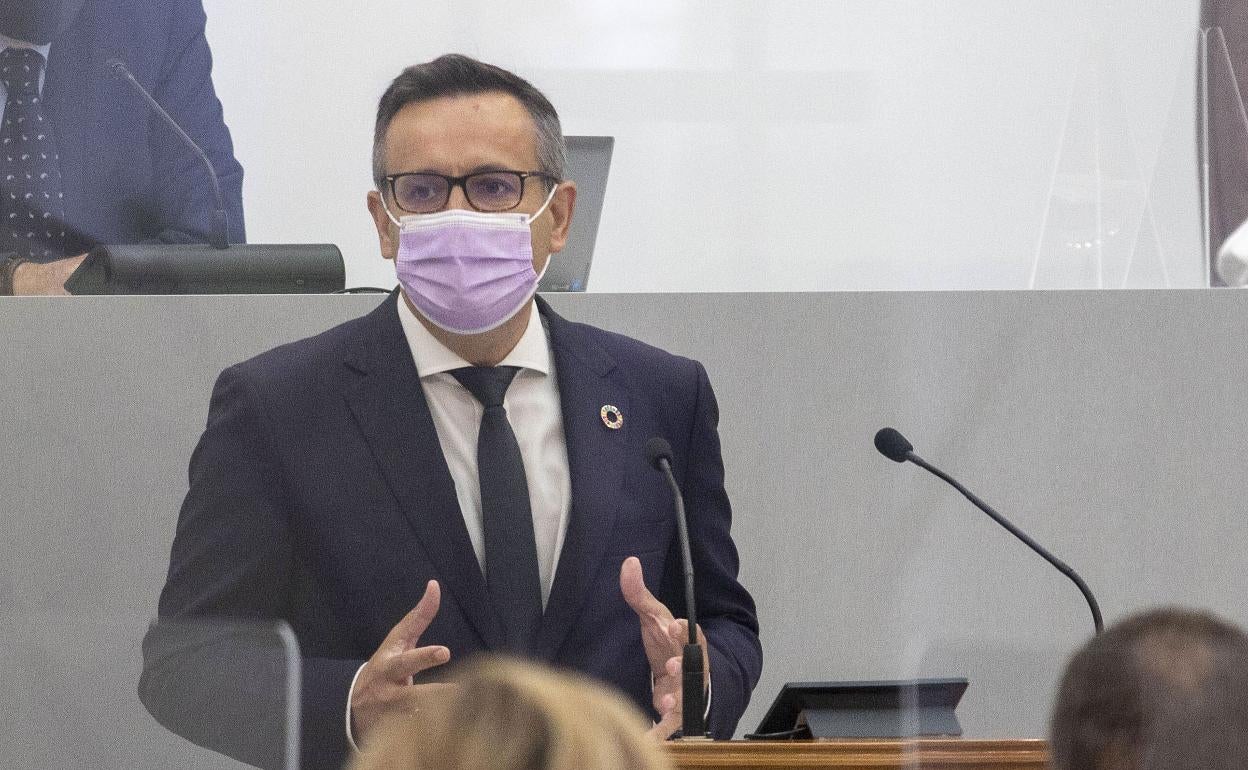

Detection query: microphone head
(104, 58), (129, 78)
(645, 437), (674, 470)
(874, 427), (914, 463)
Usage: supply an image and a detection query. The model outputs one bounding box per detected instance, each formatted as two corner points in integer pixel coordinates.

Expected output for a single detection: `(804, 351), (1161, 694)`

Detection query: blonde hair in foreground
(350, 657), (673, 770)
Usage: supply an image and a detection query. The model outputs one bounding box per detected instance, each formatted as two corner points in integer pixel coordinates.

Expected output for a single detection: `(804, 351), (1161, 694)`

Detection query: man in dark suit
(142, 55), (761, 769)
(0, 0), (244, 295)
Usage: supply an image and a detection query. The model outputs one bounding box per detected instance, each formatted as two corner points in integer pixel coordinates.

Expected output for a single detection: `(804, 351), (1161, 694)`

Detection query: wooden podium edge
(664, 738), (1050, 769)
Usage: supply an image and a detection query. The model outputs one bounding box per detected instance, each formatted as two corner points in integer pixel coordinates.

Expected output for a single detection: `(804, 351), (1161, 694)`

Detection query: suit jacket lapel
(343, 293), (504, 650)
(533, 298), (630, 659)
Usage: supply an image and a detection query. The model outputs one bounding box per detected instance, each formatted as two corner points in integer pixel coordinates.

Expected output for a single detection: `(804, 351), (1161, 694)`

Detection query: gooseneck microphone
(646, 436), (708, 739)
(107, 59), (229, 250)
(873, 427), (1104, 635)
(62, 60), (344, 294)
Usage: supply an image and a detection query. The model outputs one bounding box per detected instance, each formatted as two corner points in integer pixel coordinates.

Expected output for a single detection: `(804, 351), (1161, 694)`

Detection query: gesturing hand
(349, 580), (454, 743)
(619, 556), (709, 730)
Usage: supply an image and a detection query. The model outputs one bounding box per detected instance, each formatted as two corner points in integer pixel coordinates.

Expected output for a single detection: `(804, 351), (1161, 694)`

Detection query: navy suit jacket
(20, 0), (245, 259)
(142, 293), (762, 769)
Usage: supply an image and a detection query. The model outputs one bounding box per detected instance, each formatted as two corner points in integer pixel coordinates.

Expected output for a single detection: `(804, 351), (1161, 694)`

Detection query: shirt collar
(395, 292), (552, 378)
(0, 33), (52, 61)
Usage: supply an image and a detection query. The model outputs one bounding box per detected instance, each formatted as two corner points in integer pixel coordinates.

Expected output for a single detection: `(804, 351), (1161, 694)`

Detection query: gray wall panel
(2, 290), (1246, 766)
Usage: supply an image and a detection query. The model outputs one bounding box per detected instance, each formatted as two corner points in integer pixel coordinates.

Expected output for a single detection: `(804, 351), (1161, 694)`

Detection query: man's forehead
(383, 92), (540, 174)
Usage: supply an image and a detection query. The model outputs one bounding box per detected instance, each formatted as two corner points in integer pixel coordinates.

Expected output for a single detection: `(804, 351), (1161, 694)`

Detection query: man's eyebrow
(389, 164), (521, 177)
(466, 163), (520, 174)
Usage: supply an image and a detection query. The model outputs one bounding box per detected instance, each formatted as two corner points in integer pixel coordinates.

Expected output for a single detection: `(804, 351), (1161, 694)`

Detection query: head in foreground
(1049, 606), (1248, 770)
(350, 657), (672, 770)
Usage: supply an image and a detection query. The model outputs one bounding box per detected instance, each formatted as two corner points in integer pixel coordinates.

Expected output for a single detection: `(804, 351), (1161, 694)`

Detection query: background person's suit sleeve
(139, 365), (356, 770)
(656, 359), (763, 738)
(144, 0), (245, 244)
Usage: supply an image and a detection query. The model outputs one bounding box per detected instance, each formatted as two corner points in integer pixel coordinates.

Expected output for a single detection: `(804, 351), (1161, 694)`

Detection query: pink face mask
(385, 186), (558, 335)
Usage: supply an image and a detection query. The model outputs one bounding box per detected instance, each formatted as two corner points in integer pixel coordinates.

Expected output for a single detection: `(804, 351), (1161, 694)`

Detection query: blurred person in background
(350, 657), (674, 770)
(1049, 606), (1248, 770)
(1203, 0), (1248, 285)
(0, 0), (244, 296)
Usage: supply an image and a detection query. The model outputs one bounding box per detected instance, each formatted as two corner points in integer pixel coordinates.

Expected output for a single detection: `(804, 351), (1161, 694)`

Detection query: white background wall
(201, 1), (1206, 291)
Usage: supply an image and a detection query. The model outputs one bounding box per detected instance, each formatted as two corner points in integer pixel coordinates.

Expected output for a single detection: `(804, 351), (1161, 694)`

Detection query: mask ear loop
(529, 181), (562, 282)
(525, 181), (561, 224)
(379, 193), (402, 228)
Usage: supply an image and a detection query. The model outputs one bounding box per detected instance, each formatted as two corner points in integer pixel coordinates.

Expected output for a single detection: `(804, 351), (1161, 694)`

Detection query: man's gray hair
(371, 54), (566, 190)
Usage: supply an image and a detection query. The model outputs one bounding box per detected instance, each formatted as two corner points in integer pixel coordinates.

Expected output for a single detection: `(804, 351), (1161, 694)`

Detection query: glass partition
(6, 2), (1248, 769)
(1, 605), (298, 769)
(141, 619), (300, 770)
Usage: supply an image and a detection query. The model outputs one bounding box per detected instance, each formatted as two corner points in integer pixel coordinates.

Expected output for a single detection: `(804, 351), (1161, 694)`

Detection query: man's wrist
(0, 254), (27, 296)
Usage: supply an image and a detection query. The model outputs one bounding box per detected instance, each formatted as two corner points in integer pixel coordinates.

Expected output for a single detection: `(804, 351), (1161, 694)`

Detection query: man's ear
(367, 190), (399, 260)
(546, 181), (577, 254)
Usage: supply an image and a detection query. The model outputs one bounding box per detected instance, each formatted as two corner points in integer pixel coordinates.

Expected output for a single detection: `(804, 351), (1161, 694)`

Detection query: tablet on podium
(749, 678), (968, 739)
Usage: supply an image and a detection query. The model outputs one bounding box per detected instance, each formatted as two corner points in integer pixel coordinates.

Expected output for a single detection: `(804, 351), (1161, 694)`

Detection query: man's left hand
(12, 253), (87, 295)
(620, 556), (710, 723)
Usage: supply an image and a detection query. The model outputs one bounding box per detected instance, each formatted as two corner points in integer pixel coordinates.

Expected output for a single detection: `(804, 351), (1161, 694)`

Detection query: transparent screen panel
(0, 607), (299, 769)
(0, 296), (314, 770)
(6, 3), (1247, 769)
(1029, 33), (1201, 290)
(140, 619), (300, 770)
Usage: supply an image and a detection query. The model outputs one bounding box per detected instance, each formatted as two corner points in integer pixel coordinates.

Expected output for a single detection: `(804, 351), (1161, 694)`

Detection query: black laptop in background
(540, 135), (614, 292)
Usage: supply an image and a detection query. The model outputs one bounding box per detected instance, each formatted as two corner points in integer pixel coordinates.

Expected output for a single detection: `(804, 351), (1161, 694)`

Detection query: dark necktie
(0, 47), (66, 261)
(451, 365), (543, 653)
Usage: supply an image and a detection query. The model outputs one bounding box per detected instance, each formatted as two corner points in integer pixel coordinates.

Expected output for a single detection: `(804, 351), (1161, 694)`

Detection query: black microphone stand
(874, 427), (1103, 635)
(648, 437), (709, 739)
(906, 452), (1104, 634)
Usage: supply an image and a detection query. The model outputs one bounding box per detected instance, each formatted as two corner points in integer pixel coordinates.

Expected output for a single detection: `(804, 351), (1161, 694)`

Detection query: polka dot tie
(0, 47), (66, 261)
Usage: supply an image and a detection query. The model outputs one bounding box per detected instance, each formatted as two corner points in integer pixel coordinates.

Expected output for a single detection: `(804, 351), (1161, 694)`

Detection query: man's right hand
(349, 580), (453, 743)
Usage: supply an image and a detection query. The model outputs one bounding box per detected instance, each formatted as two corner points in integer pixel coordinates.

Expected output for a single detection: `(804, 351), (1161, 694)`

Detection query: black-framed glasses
(383, 170), (558, 214)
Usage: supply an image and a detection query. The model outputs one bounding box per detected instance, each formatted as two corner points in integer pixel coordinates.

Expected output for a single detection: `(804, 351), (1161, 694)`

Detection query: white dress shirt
(0, 34), (52, 125)
(397, 295), (712, 733)
(395, 295), (573, 605)
(346, 296), (573, 750)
